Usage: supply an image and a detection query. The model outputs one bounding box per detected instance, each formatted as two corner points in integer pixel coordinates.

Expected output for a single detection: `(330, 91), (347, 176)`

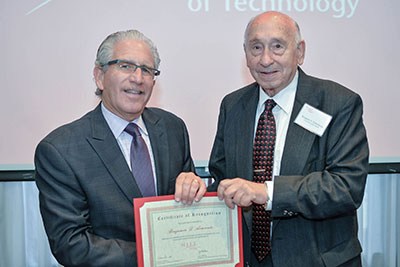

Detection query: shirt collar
(257, 70), (299, 115)
(101, 102), (149, 138)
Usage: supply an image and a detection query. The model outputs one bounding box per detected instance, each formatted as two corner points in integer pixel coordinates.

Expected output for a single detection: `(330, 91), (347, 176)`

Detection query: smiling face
(244, 12), (305, 97)
(94, 39), (156, 121)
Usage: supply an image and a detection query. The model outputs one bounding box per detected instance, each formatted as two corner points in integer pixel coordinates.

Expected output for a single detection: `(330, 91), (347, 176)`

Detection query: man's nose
(128, 67), (144, 84)
(259, 49), (274, 67)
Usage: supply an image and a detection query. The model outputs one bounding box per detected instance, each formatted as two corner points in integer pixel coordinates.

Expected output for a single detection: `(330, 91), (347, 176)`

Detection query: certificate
(134, 192), (243, 267)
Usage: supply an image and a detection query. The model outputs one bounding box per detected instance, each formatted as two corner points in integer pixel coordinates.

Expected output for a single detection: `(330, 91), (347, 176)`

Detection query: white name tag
(294, 103), (332, 137)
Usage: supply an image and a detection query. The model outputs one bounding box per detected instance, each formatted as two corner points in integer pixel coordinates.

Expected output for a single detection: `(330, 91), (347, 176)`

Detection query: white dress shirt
(253, 71), (299, 210)
(101, 103), (158, 194)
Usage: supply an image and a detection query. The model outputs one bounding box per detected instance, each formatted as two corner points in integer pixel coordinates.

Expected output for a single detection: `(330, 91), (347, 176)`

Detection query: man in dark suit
(34, 30), (206, 266)
(209, 12), (369, 266)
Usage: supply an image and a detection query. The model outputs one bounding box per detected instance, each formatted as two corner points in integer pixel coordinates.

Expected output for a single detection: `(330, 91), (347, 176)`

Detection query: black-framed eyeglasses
(101, 59), (160, 79)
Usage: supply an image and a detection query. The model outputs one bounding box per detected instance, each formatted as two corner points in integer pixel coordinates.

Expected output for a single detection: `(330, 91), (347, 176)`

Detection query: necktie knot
(265, 99), (277, 112)
(124, 123), (141, 138)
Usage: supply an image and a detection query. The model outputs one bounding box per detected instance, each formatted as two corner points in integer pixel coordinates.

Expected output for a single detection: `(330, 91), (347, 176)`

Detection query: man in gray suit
(35, 30), (206, 266)
(209, 12), (369, 266)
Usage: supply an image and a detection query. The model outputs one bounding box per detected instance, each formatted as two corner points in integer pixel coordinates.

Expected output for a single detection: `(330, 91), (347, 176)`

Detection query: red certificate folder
(134, 192), (243, 267)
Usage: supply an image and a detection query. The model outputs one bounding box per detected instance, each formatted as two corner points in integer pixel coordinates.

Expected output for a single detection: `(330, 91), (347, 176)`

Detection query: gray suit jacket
(35, 104), (195, 267)
(209, 68), (369, 267)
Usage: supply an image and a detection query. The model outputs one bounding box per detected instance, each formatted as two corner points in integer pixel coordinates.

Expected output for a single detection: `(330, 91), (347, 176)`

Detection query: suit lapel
(87, 105), (142, 202)
(142, 109), (169, 196)
(235, 84), (259, 233)
(235, 83), (259, 180)
(280, 69), (320, 175)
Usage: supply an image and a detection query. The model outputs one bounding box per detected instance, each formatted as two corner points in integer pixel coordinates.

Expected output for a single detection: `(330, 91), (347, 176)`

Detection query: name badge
(294, 103), (332, 137)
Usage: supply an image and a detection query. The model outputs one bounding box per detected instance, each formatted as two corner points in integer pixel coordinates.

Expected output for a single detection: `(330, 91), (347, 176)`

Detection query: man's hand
(217, 178), (268, 209)
(174, 172), (207, 205)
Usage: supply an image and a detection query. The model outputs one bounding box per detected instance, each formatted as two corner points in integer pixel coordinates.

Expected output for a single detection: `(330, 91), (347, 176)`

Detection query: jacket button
(283, 210), (288, 215)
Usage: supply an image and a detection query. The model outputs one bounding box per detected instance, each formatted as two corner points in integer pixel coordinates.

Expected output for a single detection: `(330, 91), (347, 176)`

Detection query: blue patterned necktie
(251, 99), (277, 262)
(124, 123), (156, 197)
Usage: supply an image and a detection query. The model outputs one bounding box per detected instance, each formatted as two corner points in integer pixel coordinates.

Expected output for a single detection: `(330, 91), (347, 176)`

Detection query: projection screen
(1, 0), (399, 165)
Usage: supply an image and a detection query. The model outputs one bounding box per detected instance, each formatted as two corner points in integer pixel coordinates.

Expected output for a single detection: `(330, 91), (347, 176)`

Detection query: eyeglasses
(102, 59), (160, 79)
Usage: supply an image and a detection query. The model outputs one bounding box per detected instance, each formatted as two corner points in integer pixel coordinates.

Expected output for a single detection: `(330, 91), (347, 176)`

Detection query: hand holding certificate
(134, 193), (243, 267)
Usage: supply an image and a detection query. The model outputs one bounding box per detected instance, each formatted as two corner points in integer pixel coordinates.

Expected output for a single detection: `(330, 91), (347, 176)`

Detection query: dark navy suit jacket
(209, 68), (369, 267)
(35, 104), (195, 266)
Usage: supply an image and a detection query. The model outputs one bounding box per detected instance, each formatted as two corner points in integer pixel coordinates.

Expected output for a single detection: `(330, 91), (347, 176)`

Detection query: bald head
(244, 11), (302, 48)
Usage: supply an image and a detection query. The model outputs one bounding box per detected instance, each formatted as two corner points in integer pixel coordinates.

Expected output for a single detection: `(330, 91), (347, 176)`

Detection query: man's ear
(93, 66), (105, 91)
(297, 40), (306, 66)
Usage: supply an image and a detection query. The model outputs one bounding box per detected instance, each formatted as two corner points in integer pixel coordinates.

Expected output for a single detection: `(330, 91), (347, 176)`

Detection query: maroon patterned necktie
(251, 99), (277, 262)
(124, 123), (156, 197)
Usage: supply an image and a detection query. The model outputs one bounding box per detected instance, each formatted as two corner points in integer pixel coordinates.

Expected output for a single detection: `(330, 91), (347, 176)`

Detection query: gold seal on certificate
(134, 192), (243, 266)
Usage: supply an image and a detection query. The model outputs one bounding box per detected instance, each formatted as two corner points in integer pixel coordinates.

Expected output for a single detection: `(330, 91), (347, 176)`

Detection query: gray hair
(94, 30), (161, 96)
(243, 12), (302, 48)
